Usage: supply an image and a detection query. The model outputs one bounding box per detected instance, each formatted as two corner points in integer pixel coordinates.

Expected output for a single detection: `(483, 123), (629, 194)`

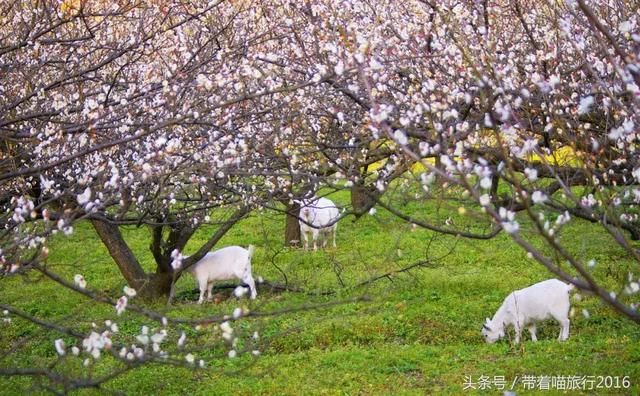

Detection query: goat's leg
(332, 225), (337, 248)
(551, 310), (571, 341)
(243, 274), (257, 300)
(528, 324), (538, 342)
(206, 281), (214, 302)
(301, 230), (308, 251)
(197, 279), (207, 304)
(312, 230), (319, 251)
(557, 319), (570, 341)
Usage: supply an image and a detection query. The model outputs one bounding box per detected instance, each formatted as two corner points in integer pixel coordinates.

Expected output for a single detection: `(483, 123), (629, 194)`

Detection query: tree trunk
(351, 183), (376, 219)
(149, 222), (196, 274)
(138, 272), (174, 300)
(90, 218), (147, 290)
(284, 202), (301, 247)
(91, 207), (250, 300)
(91, 218), (176, 300)
(490, 174), (500, 200)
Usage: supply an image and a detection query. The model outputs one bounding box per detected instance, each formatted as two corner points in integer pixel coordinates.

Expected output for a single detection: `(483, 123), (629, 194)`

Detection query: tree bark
(490, 173), (500, 200)
(139, 272), (174, 300)
(90, 217), (147, 289)
(351, 183), (376, 219)
(284, 202), (301, 247)
(150, 222), (196, 274)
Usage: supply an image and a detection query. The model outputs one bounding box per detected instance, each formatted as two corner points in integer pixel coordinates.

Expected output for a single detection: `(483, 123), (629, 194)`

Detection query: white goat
(481, 279), (574, 344)
(297, 197), (340, 251)
(185, 245), (257, 303)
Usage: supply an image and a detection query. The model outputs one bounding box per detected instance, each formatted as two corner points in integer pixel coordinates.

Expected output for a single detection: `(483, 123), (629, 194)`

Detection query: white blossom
(502, 221), (520, 234)
(578, 96), (594, 114)
(581, 194), (597, 208)
(220, 321), (233, 335)
(54, 339), (66, 356)
(151, 331), (166, 344)
(619, 20), (632, 33)
(531, 191), (548, 204)
(233, 286), (248, 298)
(81, 331), (111, 360)
(196, 74), (213, 90)
(393, 129), (408, 145)
(74, 274), (87, 289)
(498, 207), (515, 221)
(625, 282), (639, 294)
(524, 168), (538, 182)
(632, 168), (640, 182)
(170, 249), (184, 270)
(77, 187), (92, 206)
(123, 285), (137, 297)
(115, 296), (128, 316)
(484, 113), (493, 127)
(177, 332), (186, 348)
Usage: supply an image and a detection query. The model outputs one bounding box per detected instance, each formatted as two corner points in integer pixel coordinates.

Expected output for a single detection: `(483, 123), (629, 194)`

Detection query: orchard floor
(2, 191), (639, 395)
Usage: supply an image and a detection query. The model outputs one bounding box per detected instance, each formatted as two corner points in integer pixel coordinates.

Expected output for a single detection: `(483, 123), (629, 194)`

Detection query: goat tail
(247, 244), (256, 260)
(567, 282), (576, 292)
(243, 245), (256, 281)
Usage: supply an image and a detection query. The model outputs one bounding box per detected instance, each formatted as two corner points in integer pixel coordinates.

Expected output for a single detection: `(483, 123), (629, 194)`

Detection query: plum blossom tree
(0, 1), (357, 389)
(0, 0), (318, 297)
(278, 0), (640, 321)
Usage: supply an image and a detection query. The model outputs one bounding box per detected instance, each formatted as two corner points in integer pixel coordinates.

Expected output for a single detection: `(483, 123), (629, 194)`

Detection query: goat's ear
(482, 323), (491, 331)
(485, 317), (491, 324)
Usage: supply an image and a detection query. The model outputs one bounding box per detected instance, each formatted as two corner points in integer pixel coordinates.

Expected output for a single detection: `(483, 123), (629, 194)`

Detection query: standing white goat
(185, 245), (257, 303)
(481, 279), (574, 344)
(297, 197), (340, 251)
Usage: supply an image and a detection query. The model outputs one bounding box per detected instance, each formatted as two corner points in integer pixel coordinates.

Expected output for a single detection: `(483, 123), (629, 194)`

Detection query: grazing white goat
(297, 197), (340, 251)
(185, 245), (257, 303)
(481, 279), (574, 344)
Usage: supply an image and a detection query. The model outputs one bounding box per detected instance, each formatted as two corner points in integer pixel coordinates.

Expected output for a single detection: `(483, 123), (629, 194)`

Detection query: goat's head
(481, 317), (504, 344)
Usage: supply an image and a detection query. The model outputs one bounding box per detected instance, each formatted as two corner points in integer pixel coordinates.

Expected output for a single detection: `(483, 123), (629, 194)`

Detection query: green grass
(1, 190), (639, 395)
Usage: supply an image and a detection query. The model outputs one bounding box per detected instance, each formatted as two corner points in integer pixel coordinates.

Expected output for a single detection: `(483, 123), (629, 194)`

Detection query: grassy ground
(1, 190), (639, 395)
